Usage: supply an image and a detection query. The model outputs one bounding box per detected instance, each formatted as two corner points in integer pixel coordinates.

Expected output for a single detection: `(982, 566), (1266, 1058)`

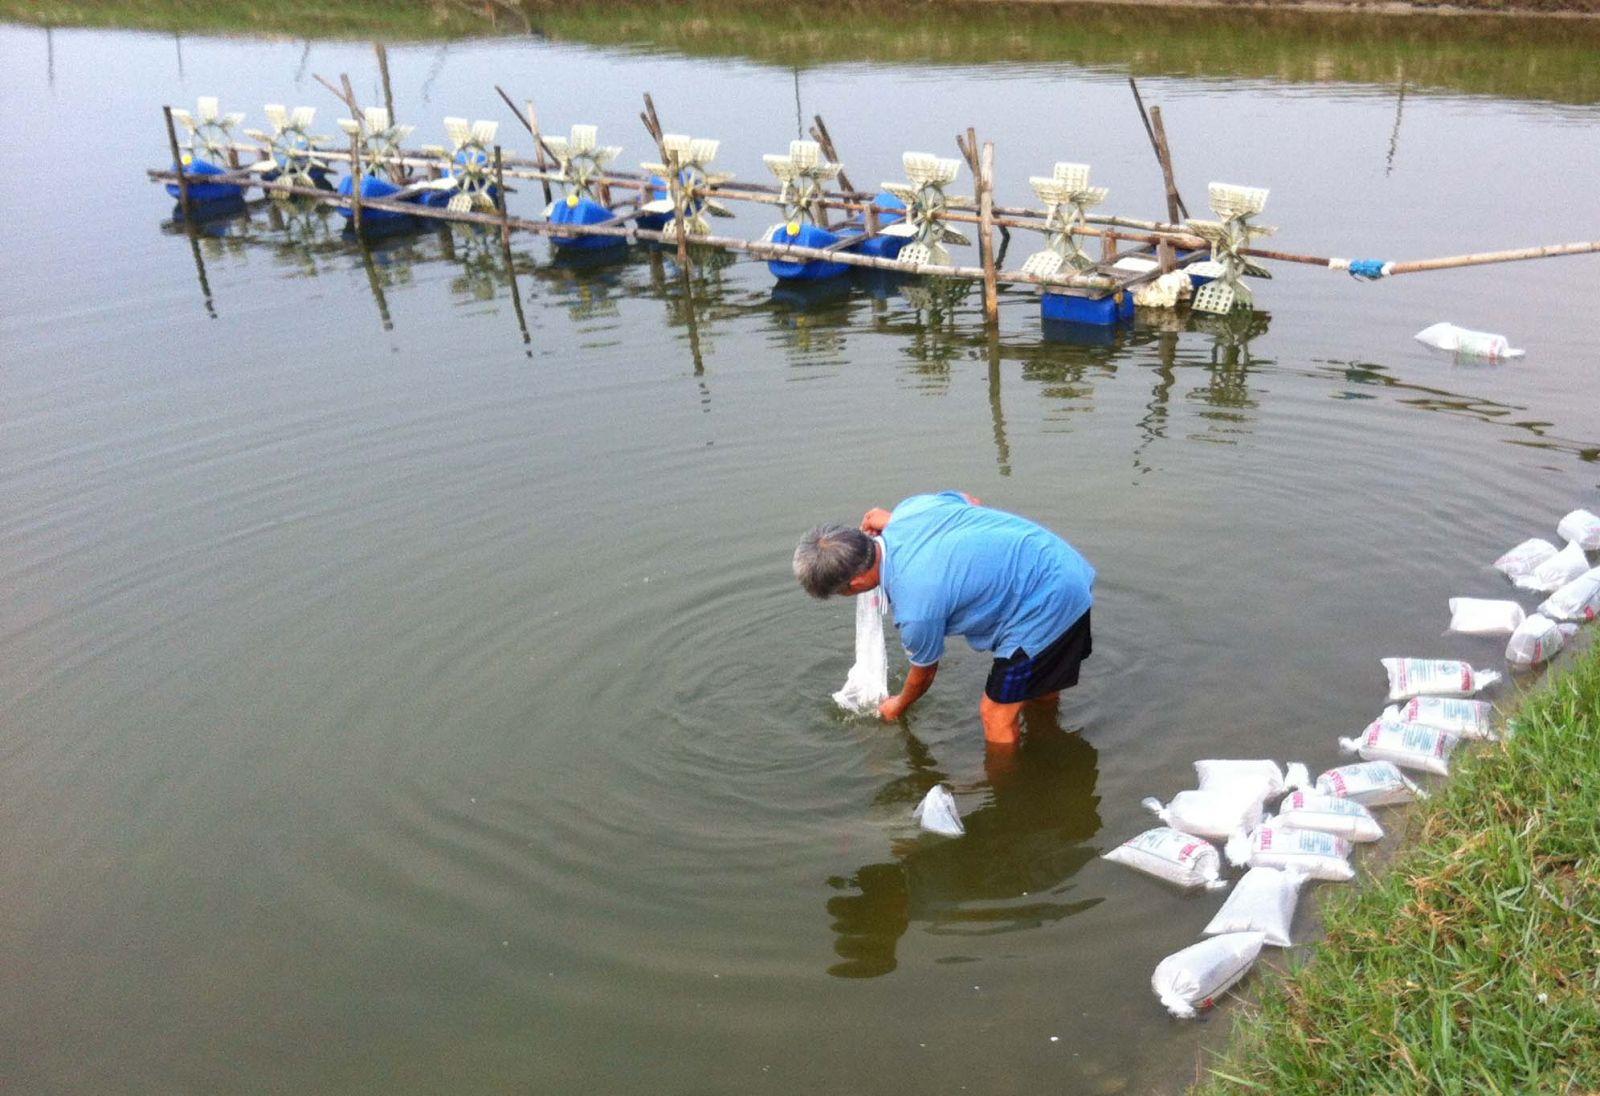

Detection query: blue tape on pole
(1347, 259), (1389, 281)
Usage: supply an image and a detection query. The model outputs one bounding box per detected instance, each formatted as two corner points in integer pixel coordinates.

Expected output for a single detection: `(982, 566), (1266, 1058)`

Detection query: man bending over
(793, 491), (1095, 747)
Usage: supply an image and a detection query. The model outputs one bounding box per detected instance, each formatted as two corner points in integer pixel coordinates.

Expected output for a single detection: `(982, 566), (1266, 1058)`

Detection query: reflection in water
(825, 705), (1102, 979)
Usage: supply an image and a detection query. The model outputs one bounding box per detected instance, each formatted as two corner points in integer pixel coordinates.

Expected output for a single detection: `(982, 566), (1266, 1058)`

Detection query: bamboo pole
(1384, 240), (1600, 275)
(978, 140), (998, 325)
(1148, 105), (1187, 225)
(643, 93), (689, 268)
(810, 115), (855, 196)
(494, 144), (510, 249)
(527, 100), (552, 206)
(349, 127), (364, 234)
(162, 105), (191, 216)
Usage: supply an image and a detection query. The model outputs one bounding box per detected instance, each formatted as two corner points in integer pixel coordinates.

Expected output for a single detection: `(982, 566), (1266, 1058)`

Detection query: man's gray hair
(793, 523), (875, 599)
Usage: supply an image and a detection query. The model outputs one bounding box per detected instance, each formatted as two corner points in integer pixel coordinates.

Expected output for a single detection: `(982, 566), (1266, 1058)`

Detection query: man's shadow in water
(824, 701), (1103, 978)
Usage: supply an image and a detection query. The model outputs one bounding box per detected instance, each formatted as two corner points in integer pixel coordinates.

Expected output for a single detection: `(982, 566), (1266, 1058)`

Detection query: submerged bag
(1151, 932), (1266, 1019)
(1505, 613), (1578, 668)
(1142, 790), (1264, 843)
(1556, 508), (1600, 551)
(1538, 570), (1600, 623)
(1203, 867), (1304, 947)
(1193, 760), (1309, 799)
(1225, 823), (1354, 881)
(1315, 761), (1425, 807)
(1103, 827), (1227, 890)
(1383, 697), (1495, 740)
(1493, 537), (1558, 581)
(1514, 540), (1590, 594)
(832, 582), (889, 714)
(1381, 658), (1501, 701)
(1274, 790), (1384, 843)
(912, 784), (964, 837)
(1339, 720), (1458, 777)
(1446, 597), (1525, 636)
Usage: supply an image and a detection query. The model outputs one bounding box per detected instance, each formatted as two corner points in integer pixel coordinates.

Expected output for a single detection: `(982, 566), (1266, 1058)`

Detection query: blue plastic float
(767, 191), (911, 281)
(1040, 289), (1135, 326)
(548, 195), (627, 251)
(164, 157), (243, 205)
(336, 173), (420, 226)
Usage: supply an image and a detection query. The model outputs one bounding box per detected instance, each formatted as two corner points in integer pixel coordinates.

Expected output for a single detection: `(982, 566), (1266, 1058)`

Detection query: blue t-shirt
(881, 492), (1095, 666)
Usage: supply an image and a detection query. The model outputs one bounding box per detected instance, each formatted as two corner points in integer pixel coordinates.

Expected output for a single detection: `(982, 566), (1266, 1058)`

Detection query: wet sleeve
(898, 618), (945, 667)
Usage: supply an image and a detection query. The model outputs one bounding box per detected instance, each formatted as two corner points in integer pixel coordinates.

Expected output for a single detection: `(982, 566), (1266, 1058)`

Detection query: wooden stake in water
(162, 105), (191, 217)
(643, 93), (690, 268)
(349, 128), (364, 235)
(1148, 105), (1187, 225)
(494, 144), (510, 249)
(979, 140), (999, 326)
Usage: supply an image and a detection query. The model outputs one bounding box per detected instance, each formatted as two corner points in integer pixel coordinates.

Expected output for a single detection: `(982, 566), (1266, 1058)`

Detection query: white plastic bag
(1381, 658), (1501, 701)
(1538, 570), (1600, 624)
(1556, 509), (1600, 551)
(1493, 538), (1558, 582)
(1339, 719), (1458, 776)
(1413, 322), (1524, 359)
(1226, 823), (1354, 881)
(1142, 790), (1264, 843)
(1274, 790), (1384, 843)
(1504, 613), (1578, 668)
(1102, 826), (1227, 890)
(1383, 697), (1496, 740)
(1514, 540), (1590, 594)
(832, 584), (889, 714)
(1152, 931), (1265, 1019)
(1203, 867), (1304, 947)
(1446, 597), (1525, 636)
(1193, 760), (1309, 799)
(912, 784), (964, 837)
(1315, 761), (1426, 806)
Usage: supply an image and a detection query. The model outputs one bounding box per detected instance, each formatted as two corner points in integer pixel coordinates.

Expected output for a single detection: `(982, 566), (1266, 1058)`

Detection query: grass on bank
(1198, 639), (1600, 1095)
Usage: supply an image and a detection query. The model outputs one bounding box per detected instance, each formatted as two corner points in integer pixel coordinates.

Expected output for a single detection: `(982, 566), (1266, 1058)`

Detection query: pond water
(1, 19), (1598, 1095)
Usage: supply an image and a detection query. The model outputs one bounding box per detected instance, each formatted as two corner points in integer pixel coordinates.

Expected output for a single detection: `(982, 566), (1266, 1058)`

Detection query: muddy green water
(1, 20), (1597, 1096)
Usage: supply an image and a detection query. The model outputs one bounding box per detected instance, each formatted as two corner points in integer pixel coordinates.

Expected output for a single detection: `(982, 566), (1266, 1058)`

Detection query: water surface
(1, 22), (1597, 1095)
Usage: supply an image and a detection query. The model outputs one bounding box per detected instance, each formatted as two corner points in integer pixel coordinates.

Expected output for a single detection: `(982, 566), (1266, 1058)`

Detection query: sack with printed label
(1193, 760), (1309, 800)
(1538, 570), (1600, 624)
(1339, 720), (1458, 777)
(1556, 508), (1600, 551)
(912, 784), (964, 836)
(1505, 614), (1578, 668)
(1226, 823), (1354, 881)
(1142, 790), (1264, 843)
(1151, 932), (1266, 1019)
(1381, 658), (1501, 701)
(1446, 597), (1525, 636)
(1383, 697), (1495, 740)
(1493, 538), (1558, 581)
(1103, 826), (1227, 890)
(1514, 540), (1590, 594)
(1315, 761), (1426, 807)
(1274, 790), (1384, 843)
(1203, 867), (1304, 947)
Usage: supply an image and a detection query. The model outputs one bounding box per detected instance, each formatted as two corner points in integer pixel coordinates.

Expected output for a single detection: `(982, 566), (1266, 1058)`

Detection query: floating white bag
(1381, 658), (1501, 701)
(1226, 823), (1354, 881)
(1339, 719), (1458, 777)
(1151, 931), (1266, 1019)
(1446, 597), (1525, 636)
(1142, 790), (1264, 843)
(1203, 867), (1305, 947)
(832, 584), (889, 714)
(1102, 826), (1227, 890)
(1504, 613), (1578, 668)
(1315, 761), (1426, 807)
(1556, 508), (1600, 551)
(1514, 540), (1590, 594)
(1493, 538), (1558, 582)
(912, 785), (964, 837)
(1274, 789), (1384, 843)
(1193, 760), (1309, 799)
(1538, 570), (1600, 624)
(1413, 322), (1523, 359)
(1383, 697), (1496, 740)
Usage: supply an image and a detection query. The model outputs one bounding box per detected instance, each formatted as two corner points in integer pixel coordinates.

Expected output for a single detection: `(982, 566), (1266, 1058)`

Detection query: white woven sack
(1514, 540), (1589, 594)
(1339, 720), (1458, 777)
(1203, 867), (1304, 947)
(1505, 614), (1578, 668)
(1225, 823), (1354, 881)
(1381, 658), (1501, 701)
(1102, 827), (1227, 890)
(1142, 789), (1264, 843)
(1315, 761), (1425, 807)
(1493, 538), (1557, 581)
(1151, 932), (1265, 1019)
(1556, 508), (1600, 551)
(1383, 698), (1495, 741)
(1446, 597), (1525, 636)
(1274, 790), (1384, 843)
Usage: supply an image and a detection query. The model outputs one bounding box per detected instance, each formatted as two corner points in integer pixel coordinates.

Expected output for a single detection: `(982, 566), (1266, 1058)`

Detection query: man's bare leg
(980, 694), (1025, 747)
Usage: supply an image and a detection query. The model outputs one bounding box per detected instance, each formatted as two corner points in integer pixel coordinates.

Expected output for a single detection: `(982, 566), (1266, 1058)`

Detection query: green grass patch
(1197, 639), (1600, 1094)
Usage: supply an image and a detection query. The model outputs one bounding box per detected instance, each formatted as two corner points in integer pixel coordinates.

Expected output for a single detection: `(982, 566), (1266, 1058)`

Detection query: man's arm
(879, 662), (937, 722)
(861, 507), (893, 535)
